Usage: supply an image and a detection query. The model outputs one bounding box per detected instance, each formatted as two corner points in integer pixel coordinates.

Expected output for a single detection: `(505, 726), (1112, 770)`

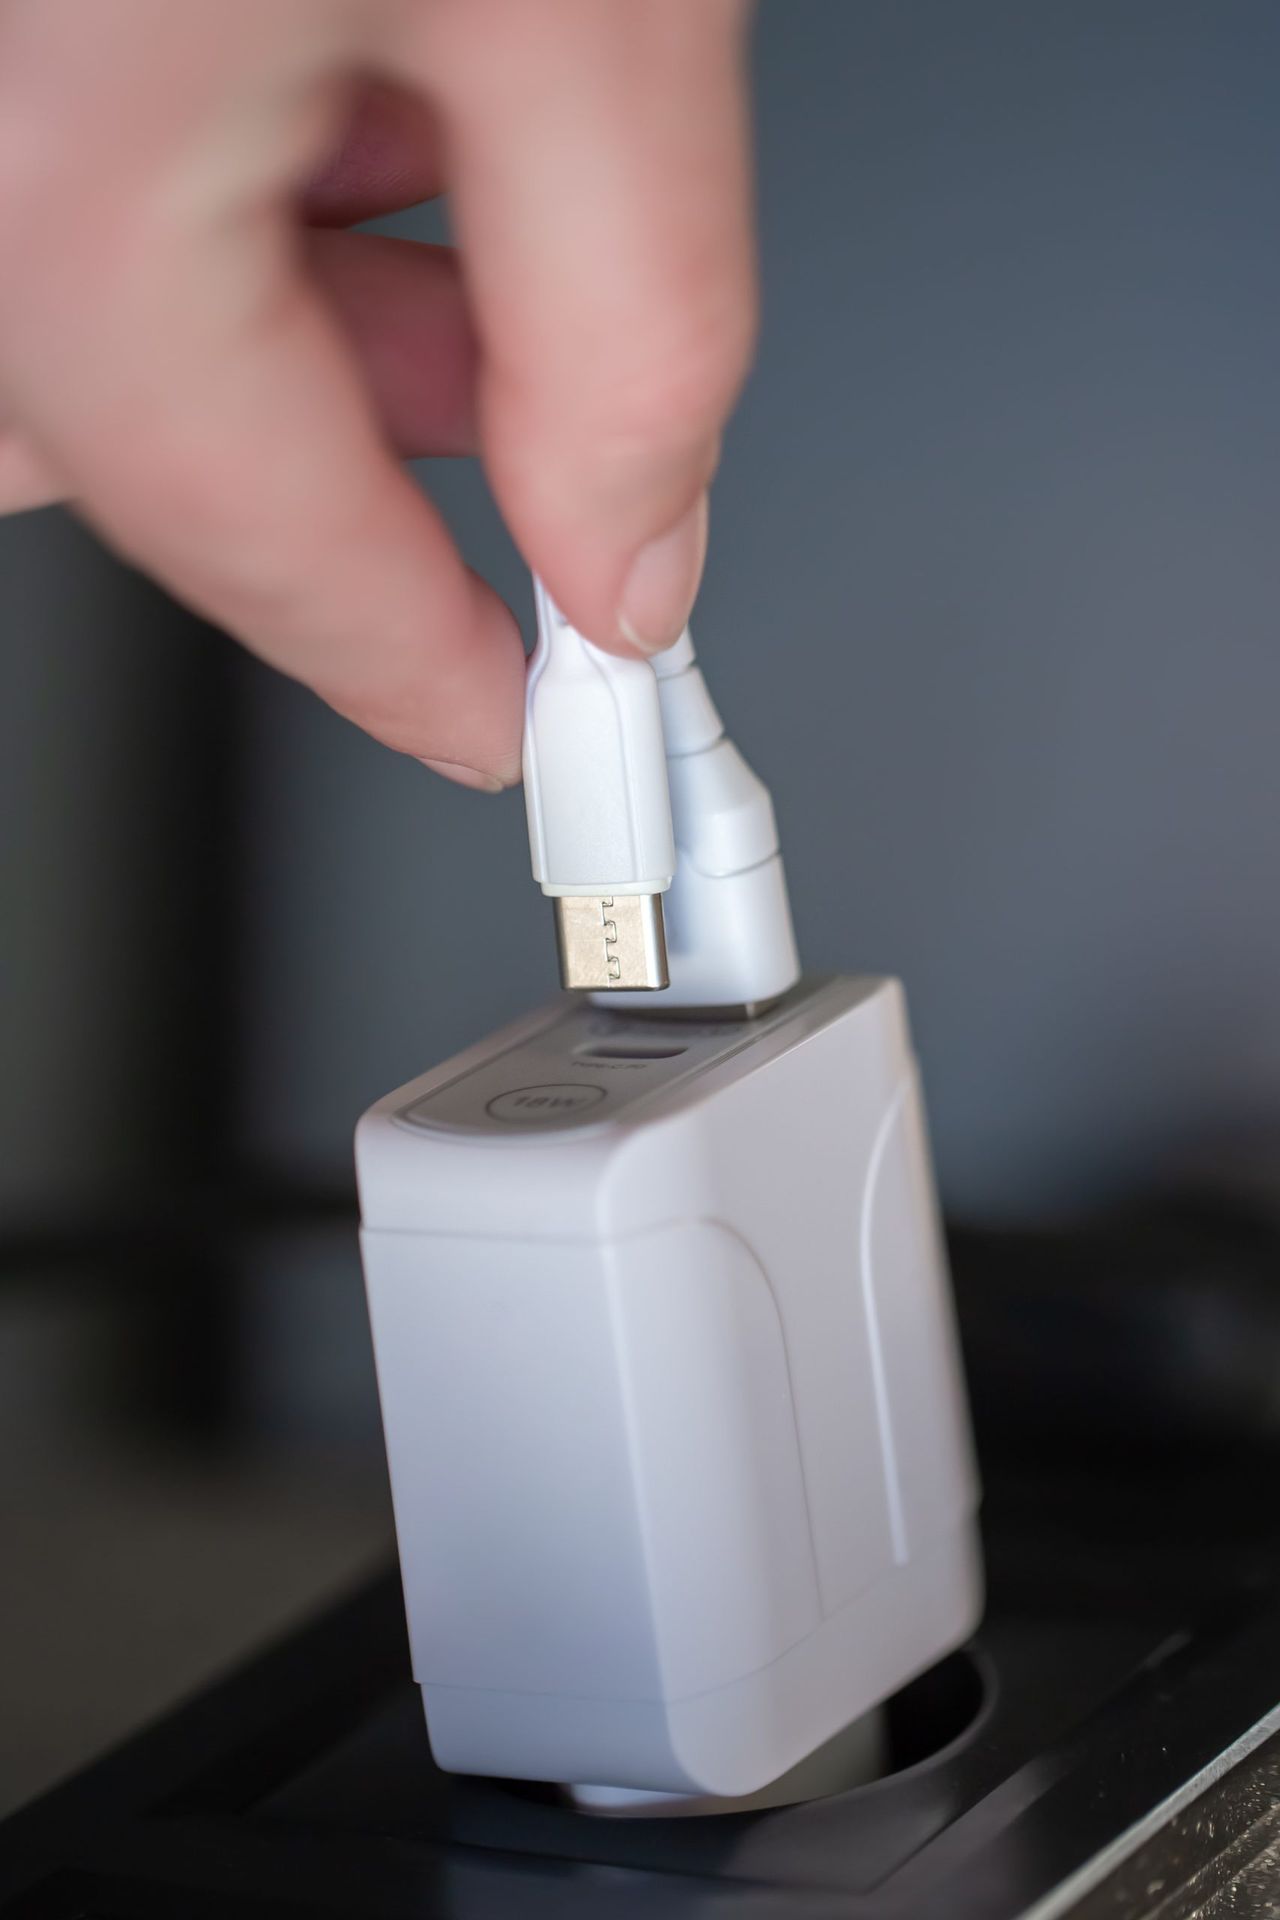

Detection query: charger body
(355, 975), (982, 1798)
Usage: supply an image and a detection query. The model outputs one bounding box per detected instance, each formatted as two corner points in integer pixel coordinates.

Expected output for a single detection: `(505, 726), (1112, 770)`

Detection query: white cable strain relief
(524, 581), (675, 896)
(591, 624), (803, 1012)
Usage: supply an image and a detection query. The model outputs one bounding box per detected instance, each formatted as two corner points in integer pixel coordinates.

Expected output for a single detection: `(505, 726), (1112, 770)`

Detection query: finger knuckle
(0, 101), (75, 245)
(605, 298), (757, 446)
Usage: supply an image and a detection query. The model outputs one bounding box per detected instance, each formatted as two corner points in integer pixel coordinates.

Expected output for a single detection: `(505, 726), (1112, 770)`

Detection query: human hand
(0, 0), (755, 787)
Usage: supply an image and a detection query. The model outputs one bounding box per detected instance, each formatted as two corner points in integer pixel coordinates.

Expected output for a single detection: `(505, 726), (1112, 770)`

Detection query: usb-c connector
(554, 893), (669, 992)
(523, 579), (675, 993)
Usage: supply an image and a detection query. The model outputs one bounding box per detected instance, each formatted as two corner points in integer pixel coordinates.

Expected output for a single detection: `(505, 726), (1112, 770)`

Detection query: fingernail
(617, 492), (708, 655)
(419, 758), (506, 793)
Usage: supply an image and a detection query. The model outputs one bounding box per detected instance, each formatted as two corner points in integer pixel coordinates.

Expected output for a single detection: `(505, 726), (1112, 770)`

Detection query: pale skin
(0, 0), (756, 788)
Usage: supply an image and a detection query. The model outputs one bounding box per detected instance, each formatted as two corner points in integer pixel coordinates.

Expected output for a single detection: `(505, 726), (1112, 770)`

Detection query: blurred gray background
(3, 0), (1280, 1812)
(250, 0), (1280, 1220)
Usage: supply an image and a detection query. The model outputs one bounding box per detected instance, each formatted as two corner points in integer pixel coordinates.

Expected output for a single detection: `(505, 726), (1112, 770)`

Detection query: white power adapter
(357, 975), (981, 1799)
(356, 584), (982, 1803)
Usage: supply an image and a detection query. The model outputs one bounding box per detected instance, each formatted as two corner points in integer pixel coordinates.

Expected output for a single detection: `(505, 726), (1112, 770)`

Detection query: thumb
(405, 0), (755, 654)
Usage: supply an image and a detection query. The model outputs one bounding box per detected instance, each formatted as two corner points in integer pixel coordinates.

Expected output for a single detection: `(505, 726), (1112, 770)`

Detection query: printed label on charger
(485, 1084), (607, 1124)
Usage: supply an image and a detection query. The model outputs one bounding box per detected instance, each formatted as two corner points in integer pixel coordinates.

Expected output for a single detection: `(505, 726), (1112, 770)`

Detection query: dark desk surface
(2, 1449), (1279, 1920)
(4, 1199), (1280, 1918)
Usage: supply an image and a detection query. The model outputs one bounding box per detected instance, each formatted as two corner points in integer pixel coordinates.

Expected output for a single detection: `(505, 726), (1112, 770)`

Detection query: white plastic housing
(596, 629), (801, 1011)
(523, 579), (676, 898)
(356, 976), (982, 1799)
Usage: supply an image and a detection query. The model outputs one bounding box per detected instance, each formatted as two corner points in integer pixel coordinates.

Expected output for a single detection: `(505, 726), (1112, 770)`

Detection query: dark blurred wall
(1, 511), (240, 1223)
(7, 0), (1280, 1229)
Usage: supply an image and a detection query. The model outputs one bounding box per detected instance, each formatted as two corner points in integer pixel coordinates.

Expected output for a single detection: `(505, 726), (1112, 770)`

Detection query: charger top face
(357, 974), (900, 1241)
(357, 975), (983, 1799)
(391, 976), (868, 1141)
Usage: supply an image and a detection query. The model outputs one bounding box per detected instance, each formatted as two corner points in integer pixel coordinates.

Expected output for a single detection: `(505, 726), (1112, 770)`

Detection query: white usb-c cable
(523, 577), (801, 1013)
(523, 577), (675, 990)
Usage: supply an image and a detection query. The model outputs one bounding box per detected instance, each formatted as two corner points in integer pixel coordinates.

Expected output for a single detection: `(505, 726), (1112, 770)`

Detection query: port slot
(575, 1041), (687, 1062)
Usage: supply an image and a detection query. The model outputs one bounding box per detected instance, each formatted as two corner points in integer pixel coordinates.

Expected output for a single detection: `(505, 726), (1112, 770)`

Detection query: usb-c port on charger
(575, 1041), (687, 1063)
